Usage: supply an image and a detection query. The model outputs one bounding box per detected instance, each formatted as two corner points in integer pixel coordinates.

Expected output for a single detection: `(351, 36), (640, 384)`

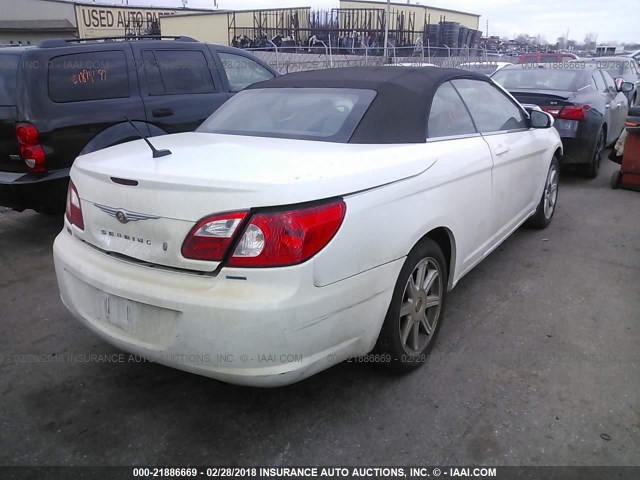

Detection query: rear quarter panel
(312, 137), (494, 289)
(313, 130), (561, 289)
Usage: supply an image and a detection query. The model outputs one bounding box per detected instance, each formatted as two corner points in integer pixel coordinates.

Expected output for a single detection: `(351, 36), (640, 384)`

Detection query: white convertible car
(54, 67), (562, 387)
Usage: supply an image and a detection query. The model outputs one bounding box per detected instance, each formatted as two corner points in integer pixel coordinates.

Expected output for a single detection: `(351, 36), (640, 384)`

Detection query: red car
(518, 52), (579, 64)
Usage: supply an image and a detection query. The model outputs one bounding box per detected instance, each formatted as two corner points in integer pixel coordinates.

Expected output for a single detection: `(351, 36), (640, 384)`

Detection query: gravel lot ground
(0, 159), (638, 467)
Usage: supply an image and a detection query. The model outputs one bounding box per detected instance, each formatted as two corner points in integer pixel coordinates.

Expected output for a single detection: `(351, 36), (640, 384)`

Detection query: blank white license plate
(97, 293), (137, 332)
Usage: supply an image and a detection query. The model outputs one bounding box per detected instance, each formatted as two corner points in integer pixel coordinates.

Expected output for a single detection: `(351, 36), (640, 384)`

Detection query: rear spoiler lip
(508, 89), (574, 102)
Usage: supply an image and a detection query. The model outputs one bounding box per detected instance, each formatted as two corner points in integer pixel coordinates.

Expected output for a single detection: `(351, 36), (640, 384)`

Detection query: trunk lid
(508, 89), (574, 107)
(72, 132), (435, 272)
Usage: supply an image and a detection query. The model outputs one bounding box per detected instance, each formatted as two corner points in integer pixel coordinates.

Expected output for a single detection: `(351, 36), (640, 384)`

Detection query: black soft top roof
(246, 66), (489, 144)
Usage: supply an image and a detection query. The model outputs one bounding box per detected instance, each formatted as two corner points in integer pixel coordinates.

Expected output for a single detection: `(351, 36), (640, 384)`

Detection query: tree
(535, 34), (547, 46)
(516, 34), (533, 45)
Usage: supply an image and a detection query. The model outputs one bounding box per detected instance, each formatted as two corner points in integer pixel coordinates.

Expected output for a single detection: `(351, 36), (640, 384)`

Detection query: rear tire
(580, 128), (604, 179)
(527, 156), (559, 229)
(376, 238), (447, 372)
(611, 170), (622, 189)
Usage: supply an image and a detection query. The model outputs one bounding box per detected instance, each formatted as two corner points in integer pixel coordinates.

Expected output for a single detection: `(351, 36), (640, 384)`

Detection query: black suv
(0, 36), (277, 213)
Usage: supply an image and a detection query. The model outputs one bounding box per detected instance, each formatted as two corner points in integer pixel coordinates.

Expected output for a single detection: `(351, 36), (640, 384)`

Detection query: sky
(69, 0), (637, 44)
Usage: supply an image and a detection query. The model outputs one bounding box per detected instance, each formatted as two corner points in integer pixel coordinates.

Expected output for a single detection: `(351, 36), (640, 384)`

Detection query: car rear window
(459, 63), (499, 76)
(492, 68), (583, 91)
(198, 88), (377, 143)
(0, 54), (19, 106)
(48, 51), (130, 103)
(541, 55), (559, 63)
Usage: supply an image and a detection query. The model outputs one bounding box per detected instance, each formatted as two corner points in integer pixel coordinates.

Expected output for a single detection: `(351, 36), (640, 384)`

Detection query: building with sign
(159, 0), (480, 48)
(0, 0), (480, 49)
(0, 0), (212, 45)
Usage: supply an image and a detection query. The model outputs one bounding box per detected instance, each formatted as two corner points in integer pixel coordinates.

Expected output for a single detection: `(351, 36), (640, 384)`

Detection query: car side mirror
(619, 81), (634, 93)
(530, 109), (554, 129)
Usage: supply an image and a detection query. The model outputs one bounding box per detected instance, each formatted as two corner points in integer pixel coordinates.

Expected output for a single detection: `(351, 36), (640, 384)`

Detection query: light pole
(383, 0), (390, 63)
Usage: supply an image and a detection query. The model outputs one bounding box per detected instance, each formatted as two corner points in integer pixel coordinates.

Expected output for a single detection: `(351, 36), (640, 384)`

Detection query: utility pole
(383, 0), (390, 63)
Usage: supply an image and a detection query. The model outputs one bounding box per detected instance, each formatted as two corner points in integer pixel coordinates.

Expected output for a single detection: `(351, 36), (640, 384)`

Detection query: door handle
(152, 108), (174, 118)
(605, 104), (610, 109)
(494, 144), (510, 156)
(616, 102), (622, 108)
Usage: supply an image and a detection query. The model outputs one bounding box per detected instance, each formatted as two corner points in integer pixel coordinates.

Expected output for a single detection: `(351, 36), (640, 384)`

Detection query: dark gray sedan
(492, 63), (633, 178)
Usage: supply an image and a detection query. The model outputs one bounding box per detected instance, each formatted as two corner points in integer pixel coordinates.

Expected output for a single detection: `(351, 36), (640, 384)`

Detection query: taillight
(541, 105), (590, 121)
(182, 211), (247, 261)
(15, 123), (46, 173)
(541, 106), (561, 117)
(181, 200), (346, 267)
(558, 105), (591, 121)
(16, 123), (39, 144)
(65, 180), (84, 230)
(229, 200), (346, 267)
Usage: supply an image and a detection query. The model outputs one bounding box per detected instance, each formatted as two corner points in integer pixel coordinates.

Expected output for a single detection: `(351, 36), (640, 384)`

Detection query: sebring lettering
(101, 230), (151, 245)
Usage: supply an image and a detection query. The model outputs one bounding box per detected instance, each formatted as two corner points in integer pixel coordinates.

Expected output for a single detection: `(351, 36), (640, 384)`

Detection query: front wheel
(376, 238), (447, 372)
(527, 156), (559, 229)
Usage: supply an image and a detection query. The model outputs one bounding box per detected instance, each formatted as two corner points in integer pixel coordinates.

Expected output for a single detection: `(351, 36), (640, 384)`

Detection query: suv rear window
(0, 55), (19, 106)
(48, 51), (129, 103)
(143, 50), (216, 95)
(218, 52), (275, 92)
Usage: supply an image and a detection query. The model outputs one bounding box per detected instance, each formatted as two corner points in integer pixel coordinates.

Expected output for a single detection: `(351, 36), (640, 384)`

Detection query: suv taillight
(65, 180), (84, 230)
(15, 123), (46, 173)
(181, 200), (346, 267)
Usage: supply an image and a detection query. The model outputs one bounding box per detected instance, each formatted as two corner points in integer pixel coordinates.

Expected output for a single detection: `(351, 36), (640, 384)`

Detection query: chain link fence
(244, 46), (517, 74)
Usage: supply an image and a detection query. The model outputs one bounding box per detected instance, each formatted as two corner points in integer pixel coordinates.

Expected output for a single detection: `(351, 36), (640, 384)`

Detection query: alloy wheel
(543, 164), (559, 219)
(398, 257), (443, 354)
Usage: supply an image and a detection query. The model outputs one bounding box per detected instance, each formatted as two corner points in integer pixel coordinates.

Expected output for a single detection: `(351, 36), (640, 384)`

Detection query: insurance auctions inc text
(132, 467), (498, 479)
(254, 467), (497, 478)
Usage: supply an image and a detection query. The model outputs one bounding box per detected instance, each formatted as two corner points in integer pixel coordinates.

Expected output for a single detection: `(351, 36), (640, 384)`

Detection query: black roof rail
(38, 36), (198, 48)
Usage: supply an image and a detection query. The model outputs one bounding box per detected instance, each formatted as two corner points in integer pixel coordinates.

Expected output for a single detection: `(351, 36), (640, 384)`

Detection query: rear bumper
(53, 226), (402, 387)
(0, 169), (69, 211)
(558, 137), (595, 165)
